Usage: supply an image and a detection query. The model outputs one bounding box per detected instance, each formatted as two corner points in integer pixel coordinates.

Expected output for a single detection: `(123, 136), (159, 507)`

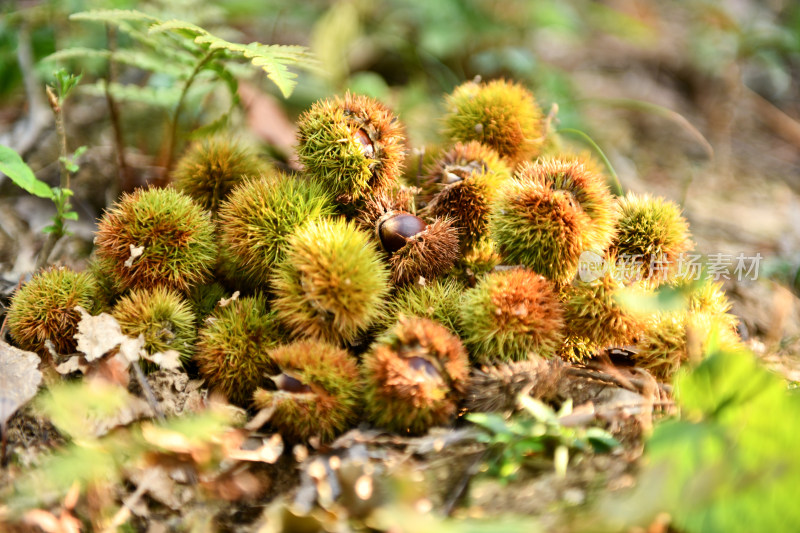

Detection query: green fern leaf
(81, 81), (181, 108)
(149, 19), (313, 98)
(70, 9), (158, 24)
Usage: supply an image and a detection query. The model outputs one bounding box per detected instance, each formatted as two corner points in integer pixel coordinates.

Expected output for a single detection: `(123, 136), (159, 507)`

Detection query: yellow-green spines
(421, 141), (511, 251)
(563, 261), (646, 349)
(253, 339), (360, 443)
(7, 266), (101, 357)
(218, 173), (336, 287)
(449, 237), (502, 285)
(632, 311), (743, 380)
(271, 218), (391, 344)
(186, 282), (228, 320)
(112, 287), (196, 365)
(459, 268), (565, 363)
(611, 193), (693, 287)
(377, 277), (465, 335)
(442, 79), (544, 165)
(296, 93), (406, 203)
(525, 157), (617, 253)
(195, 294), (283, 406)
(94, 187), (217, 293)
(490, 175), (592, 284)
(362, 317), (469, 434)
(172, 137), (267, 213)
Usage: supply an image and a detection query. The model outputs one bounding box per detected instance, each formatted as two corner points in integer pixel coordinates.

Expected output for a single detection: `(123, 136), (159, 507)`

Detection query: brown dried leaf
(73, 307), (129, 362)
(0, 340), (42, 425)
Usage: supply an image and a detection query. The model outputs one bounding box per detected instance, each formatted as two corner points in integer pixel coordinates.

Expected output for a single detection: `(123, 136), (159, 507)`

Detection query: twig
(131, 363), (165, 422)
(745, 84), (800, 149)
(34, 85), (71, 271)
(104, 467), (159, 531)
(164, 49), (219, 175)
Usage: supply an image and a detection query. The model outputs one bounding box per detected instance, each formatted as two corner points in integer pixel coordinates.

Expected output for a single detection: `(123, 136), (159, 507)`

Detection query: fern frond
(44, 48), (193, 78)
(81, 81), (182, 108)
(70, 9), (158, 24)
(150, 19), (314, 98)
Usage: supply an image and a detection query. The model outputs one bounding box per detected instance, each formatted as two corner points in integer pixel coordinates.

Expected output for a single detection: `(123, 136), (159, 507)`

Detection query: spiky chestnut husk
(7, 266), (102, 357)
(419, 142), (511, 250)
(296, 92), (405, 203)
(459, 268), (565, 363)
(87, 254), (124, 308)
(610, 193), (693, 287)
(448, 237), (502, 286)
(112, 287), (196, 365)
(354, 190), (458, 285)
(253, 339), (360, 443)
(375, 277), (465, 335)
(383, 216), (460, 287)
(362, 317), (469, 434)
(520, 157), (617, 253)
(94, 187), (217, 293)
(195, 294), (283, 406)
(271, 218), (390, 344)
(490, 176), (592, 284)
(186, 282), (228, 320)
(442, 79), (544, 165)
(466, 359), (565, 413)
(172, 136), (267, 213)
(668, 274), (739, 331)
(557, 334), (602, 363)
(217, 173), (336, 288)
(563, 260), (647, 349)
(631, 311), (743, 380)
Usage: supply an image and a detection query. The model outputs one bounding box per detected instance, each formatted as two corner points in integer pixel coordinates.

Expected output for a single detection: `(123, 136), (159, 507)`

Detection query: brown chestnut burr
(378, 212), (427, 254)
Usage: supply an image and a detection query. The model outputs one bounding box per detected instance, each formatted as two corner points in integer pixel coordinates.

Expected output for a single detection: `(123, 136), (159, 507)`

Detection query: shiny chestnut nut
(378, 213), (427, 254)
(354, 128), (375, 159)
(274, 372), (313, 394)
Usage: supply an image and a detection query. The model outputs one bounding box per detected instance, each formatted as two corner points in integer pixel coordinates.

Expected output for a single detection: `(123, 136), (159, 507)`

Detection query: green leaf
(82, 81), (181, 108)
(70, 9), (159, 24)
(149, 19), (314, 98)
(585, 428), (621, 451)
(466, 412), (513, 436)
(62, 211), (79, 221)
(518, 396), (558, 424)
(0, 145), (54, 199)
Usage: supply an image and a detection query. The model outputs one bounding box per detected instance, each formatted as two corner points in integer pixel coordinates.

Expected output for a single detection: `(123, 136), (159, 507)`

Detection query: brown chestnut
(378, 213), (427, 254)
(354, 128), (375, 159)
(274, 372), (313, 394)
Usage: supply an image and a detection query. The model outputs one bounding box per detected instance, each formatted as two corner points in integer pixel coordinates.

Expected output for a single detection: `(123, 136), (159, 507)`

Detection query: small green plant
(46, 8), (316, 171)
(468, 396), (619, 481)
(0, 69), (84, 269)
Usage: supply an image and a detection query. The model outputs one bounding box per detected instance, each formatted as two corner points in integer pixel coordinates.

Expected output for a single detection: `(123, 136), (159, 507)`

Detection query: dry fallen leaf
(73, 307), (130, 362)
(141, 349), (182, 371)
(0, 340), (42, 426)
